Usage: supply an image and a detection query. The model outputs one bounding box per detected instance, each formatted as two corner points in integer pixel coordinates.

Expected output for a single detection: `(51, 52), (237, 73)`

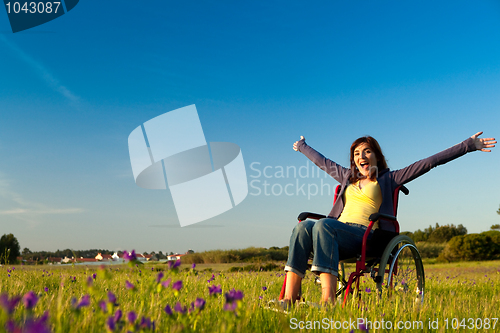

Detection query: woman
(283, 132), (496, 306)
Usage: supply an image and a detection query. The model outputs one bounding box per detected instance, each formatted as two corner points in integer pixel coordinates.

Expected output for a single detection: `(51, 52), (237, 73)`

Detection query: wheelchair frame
(278, 184), (425, 307)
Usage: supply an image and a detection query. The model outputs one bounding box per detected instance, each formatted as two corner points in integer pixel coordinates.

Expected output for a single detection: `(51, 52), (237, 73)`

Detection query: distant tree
(0, 234), (21, 264)
(187, 249), (194, 254)
(491, 224), (500, 230)
(497, 205), (500, 215)
(22, 247), (32, 255)
(428, 224), (467, 243)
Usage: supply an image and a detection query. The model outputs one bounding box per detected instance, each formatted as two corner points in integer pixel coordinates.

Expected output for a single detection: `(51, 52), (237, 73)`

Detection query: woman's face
(353, 143), (378, 177)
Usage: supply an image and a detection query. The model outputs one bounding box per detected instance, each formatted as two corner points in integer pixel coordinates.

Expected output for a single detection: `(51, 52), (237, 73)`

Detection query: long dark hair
(348, 136), (388, 184)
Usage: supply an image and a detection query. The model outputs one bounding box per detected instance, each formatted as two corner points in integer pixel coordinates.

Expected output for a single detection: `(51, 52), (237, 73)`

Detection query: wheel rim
(387, 243), (425, 304)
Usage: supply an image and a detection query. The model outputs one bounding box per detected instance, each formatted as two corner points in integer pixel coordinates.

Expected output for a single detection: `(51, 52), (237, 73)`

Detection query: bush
(438, 231), (500, 262)
(181, 247), (288, 264)
(415, 242), (446, 258)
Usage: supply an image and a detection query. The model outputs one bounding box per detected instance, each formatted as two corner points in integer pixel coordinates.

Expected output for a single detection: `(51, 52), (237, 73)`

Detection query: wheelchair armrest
(297, 212), (327, 222)
(369, 212), (397, 222)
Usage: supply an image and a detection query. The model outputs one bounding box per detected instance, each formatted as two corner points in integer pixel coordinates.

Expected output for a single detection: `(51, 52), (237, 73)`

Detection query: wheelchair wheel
(376, 235), (425, 304)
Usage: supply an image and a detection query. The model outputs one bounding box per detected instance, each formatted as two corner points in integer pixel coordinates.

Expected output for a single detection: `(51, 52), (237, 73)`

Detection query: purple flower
(125, 280), (135, 290)
(22, 291), (38, 310)
(76, 294), (90, 309)
(194, 298), (206, 311)
(359, 322), (368, 332)
(107, 291), (117, 305)
(161, 278), (171, 288)
(225, 289), (244, 303)
(168, 260), (181, 270)
(127, 311), (137, 323)
(99, 300), (107, 313)
(207, 274), (215, 283)
(223, 302), (237, 311)
(191, 263), (196, 269)
(262, 286), (267, 291)
(87, 276), (93, 287)
(92, 273), (97, 280)
(106, 316), (116, 332)
(22, 312), (51, 333)
(123, 250), (137, 261)
(172, 280), (183, 291)
(164, 305), (173, 316)
(44, 287), (49, 293)
(114, 309), (122, 323)
(208, 285), (222, 296)
(365, 287), (371, 293)
(174, 302), (186, 315)
(140, 316), (152, 329)
(156, 272), (164, 284)
(0, 294), (21, 315)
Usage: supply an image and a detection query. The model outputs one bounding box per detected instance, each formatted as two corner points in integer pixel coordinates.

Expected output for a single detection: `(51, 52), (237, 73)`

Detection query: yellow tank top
(338, 181), (382, 228)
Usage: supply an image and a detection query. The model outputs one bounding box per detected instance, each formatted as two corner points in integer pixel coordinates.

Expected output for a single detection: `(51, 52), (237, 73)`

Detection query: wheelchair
(278, 185), (425, 307)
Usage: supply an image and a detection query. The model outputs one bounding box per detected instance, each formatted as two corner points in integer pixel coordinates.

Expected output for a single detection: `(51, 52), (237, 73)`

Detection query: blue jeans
(284, 218), (373, 278)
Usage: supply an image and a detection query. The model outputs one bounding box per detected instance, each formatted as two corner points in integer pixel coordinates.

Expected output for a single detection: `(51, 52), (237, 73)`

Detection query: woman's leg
(319, 273), (338, 304)
(283, 220), (315, 303)
(283, 271), (302, 303)
(311, 218), (368, 305)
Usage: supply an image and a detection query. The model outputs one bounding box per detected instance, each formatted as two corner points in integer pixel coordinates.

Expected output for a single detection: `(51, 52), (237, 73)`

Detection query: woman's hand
(471, 132), (496, 152)
(293, 136), (305, 151)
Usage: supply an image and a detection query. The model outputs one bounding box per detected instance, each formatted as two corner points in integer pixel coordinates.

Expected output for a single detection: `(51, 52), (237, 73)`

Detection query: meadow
(0, 256), (499, 332)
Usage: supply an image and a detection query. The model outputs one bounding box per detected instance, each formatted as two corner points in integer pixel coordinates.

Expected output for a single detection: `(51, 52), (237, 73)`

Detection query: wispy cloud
(0, 172), (83, 221)
(0, 34), (80, 103)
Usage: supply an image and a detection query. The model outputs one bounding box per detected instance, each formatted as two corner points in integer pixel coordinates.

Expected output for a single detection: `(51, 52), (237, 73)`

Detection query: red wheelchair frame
(278, 184), (422, 307)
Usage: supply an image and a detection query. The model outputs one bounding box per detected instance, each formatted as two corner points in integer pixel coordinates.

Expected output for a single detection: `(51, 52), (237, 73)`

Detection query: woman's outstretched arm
(293, 136), (350, 183)
(392, 132), (496, 185)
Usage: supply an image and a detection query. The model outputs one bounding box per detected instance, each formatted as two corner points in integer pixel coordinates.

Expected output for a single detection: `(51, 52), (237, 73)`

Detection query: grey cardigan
(296, 137), (477, 231)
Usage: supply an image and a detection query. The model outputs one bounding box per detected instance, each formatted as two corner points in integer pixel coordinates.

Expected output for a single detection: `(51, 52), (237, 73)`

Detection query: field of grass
(1, 259), (499, 332)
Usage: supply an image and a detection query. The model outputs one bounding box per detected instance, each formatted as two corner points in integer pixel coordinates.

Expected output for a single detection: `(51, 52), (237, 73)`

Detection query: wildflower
(125, 280), (135, 290)
(259, 296), (263, 300)
(0, 294), (21, 315)
(172, 280), (183, 291)
(106, 316), (116, 332)
(44, 287), (48, 293)
(164, 305), (173, 316)
(208, 285), (222, 296)
(92, 273), (97, 280)
(262, 286), (267, 291)
(99, 300), (107, 313)
(225, 289), (244, 303)
(22, 291), (38, 310)
(359, 322), (369, 332)
(127, 311), (137, 323)
(207, 274), (215, 283)
(161, 278), (171, 288)
(174, 302), (187, 315)
(194, 298), (206, 311)
(156, 272), (164, 284)
(114, 309), (122, 322)
(22, 312), (51, 333)
(107, 291), (117, 306)
(223, 302), (237, 311)
(191, 263), (196, 269)
(86, 276), (93, 288)
(139, 316), (152, 330)
(123, 250), (137, 261)
(365, 287), (371, 293)
(76, 295), (91, 309)
(168, 260), (181, 270)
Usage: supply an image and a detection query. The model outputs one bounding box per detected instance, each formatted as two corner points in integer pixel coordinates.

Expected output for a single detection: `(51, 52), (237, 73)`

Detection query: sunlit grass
(0, 259), (499, 332)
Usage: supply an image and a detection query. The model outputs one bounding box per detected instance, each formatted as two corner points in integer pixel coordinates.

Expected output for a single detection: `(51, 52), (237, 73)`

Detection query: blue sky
(0, 0), (499, 254)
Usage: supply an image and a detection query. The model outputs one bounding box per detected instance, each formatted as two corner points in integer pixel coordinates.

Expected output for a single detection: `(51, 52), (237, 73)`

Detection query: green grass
(0, 260), (499, 332)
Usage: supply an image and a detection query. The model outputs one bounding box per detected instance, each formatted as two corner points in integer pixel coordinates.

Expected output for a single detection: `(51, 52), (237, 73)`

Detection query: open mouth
(360, 162), (370, 169)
